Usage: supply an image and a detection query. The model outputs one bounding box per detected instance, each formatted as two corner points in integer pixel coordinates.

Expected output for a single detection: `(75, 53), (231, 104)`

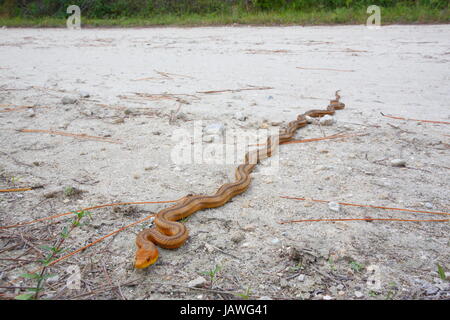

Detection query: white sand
(0, 25), (449, 300)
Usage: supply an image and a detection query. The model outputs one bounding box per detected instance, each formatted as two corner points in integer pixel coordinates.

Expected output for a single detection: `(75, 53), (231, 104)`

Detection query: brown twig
(0, 105), (49, 113)
(296, 67), (354, 72)
(279, 196), (450, 216)
(155, 70), (194, 79)
(381, 112), (450, 125)
(0, 185), (43, 193)
(197, 86), (273, 94)
(279, 218), (449, 224)
(245, 49), (290, 54)
(18, 129), (122, 144)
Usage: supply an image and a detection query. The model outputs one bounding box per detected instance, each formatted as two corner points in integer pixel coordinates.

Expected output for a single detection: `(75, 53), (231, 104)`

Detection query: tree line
(1, 0), (448, 18)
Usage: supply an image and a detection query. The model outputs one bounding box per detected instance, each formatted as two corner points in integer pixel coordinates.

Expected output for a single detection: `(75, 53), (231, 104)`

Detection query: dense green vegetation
(0, 0), (448, 26)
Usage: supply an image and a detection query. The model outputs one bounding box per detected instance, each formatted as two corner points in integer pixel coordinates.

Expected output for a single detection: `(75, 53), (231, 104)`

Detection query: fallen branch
(296, 67), (354, 72)
(18, 129), (122, 144)
(279, 218), (449, 224)
(131, 77), (161, 81)
(381, 112), (450, 125)
(280, 196), (450, 216)
(122, 92), (199, 103)
(0, 105), (48, 113)
(155, 70), (194, 79)
(197, 86), (273, 94)
(246, 49), (290, 54)
(132, 70), (195, 82)
(0, 186), (43, 193)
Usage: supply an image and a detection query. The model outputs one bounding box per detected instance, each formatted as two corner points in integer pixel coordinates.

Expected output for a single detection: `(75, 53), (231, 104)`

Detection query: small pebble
(354, 291), (364, 298)
(323, 295), (333, 300)
(231, 232), (245, 244)
(425, 286), (439, 295)
(328, 201), (341, 212)
(242, 224), (256, 231)
(270, 238), (281, 246)
(187, 276), (208, 288)
(390, 159), (406, 167)
(61, 96), (77, 104)
(297, 274), (305, 282)
(262, 177), (273, 184)
(112, 118), (124, 124)
(319, 115), (335, 126)
(424, 202), (433, 209)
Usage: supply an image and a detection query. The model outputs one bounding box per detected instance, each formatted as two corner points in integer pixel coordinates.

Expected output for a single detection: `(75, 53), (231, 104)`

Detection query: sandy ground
(0, 25), (449, 300)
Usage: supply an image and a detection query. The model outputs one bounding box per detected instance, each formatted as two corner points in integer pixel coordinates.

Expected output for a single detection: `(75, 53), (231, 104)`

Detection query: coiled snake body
(135, 91), (345, 268)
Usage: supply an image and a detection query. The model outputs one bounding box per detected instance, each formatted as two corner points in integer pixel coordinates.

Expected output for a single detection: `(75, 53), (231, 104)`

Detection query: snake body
(135, 91), (345, 268)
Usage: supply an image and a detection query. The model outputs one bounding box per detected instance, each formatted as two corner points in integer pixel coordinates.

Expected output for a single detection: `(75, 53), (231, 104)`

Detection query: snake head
(134, 247), (159, 269)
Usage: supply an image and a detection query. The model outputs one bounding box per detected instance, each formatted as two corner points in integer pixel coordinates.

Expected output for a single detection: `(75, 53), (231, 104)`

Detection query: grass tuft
(0, 6), (448, 27)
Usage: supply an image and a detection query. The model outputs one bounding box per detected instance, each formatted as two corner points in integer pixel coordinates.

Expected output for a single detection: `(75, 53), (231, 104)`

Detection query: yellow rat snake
(135, 91), (345, 268)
